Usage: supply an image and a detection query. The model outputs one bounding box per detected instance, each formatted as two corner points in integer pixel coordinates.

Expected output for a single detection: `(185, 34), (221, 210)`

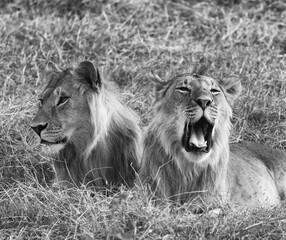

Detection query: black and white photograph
(1, 0), (286, 239)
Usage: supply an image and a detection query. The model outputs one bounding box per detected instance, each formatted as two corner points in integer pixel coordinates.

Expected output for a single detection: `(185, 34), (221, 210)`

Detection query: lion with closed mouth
(31, 61), (141, 190)
(140, 64), (286, 210)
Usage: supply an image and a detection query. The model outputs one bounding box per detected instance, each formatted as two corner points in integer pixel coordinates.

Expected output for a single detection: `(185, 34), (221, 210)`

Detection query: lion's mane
(48, 63), (142, 190)
(140, 65), (239, 205)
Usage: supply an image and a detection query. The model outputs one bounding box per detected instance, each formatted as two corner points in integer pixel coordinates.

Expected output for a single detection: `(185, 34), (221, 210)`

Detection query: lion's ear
(147, 71), (168, 100)
(48, 61), (62, 72)
(74, 61), (101, 90)
(223, 79), (242, 105)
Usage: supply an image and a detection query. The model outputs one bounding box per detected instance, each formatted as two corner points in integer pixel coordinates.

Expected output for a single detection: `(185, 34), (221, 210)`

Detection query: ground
(1, 0), (286, 239)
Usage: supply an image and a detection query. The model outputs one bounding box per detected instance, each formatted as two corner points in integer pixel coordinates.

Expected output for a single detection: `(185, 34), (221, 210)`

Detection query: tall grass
(1, 0), (286, 239)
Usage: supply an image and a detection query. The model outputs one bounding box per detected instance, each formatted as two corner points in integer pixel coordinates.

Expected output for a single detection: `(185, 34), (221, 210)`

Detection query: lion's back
(230, 141), (286, 169)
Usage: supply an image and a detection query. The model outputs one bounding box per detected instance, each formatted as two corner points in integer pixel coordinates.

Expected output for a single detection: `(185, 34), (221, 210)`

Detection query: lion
(30, 61), (141, 190)
(140, 64), (286, 210)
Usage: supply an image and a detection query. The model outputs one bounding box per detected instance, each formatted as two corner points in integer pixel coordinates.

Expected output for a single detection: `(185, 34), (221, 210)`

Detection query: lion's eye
(176, 87), (190, 93)
(57, 96), (69, 106)
(210, 88), (220, 94)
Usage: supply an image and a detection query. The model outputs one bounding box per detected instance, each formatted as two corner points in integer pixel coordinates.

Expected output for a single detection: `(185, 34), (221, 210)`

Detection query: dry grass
(1, 0), (286, 239)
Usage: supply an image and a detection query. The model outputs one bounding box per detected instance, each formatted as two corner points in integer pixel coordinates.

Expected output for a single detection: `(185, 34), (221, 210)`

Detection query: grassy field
(1, 0), (286, 239)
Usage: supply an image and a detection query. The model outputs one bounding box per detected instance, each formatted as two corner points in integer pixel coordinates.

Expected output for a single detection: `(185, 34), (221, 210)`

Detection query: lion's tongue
(189, 125), (207, 148)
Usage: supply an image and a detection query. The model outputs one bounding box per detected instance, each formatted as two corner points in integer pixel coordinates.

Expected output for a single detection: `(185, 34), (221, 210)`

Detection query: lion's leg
(52, 159), (83, 188)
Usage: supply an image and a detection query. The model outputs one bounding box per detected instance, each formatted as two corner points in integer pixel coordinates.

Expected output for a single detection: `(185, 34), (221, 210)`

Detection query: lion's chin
(40, 137), (68, 156)
(182, 117), (214, 154)
(41, 143), (65, 156)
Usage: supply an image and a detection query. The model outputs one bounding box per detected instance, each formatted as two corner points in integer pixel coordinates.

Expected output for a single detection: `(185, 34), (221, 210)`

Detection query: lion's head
(149, 65), (241, 165)
(140, 64), (241, 203)
(31, 61), (141, 189)
(31, 61), (98, 155)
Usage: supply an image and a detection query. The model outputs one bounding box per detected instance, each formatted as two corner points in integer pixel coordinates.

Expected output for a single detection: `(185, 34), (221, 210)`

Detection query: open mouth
(182, 117), (214, 153)
(40, 137), (68, 145)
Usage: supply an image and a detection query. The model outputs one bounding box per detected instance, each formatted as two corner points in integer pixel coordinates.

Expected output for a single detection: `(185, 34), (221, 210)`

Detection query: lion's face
(151, 70), (241, 163)
(31, 61), (99, 155)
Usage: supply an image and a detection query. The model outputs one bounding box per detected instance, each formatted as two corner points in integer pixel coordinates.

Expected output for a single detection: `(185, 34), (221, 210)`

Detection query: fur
(140, 104), (231, 205)
(55, 88), (141, 189)
(31, 61), (141, 190)
(140, 64), (286, 210)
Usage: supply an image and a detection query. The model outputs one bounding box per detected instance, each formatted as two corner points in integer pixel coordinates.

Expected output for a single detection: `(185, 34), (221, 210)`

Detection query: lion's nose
(195, 98), (212, 110)
(30, 123), (48, 137)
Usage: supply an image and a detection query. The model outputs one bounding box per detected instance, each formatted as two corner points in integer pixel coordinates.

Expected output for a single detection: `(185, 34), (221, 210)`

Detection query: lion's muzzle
(181, 91), (215, 153)
(30, 122), (68, 145)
